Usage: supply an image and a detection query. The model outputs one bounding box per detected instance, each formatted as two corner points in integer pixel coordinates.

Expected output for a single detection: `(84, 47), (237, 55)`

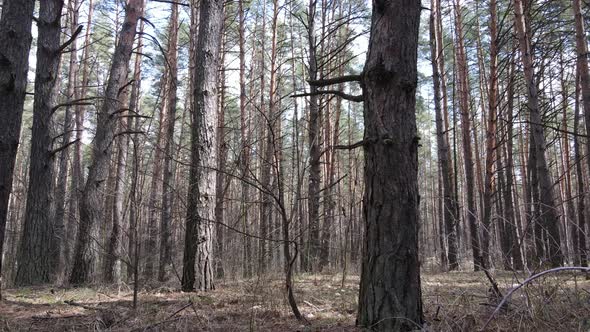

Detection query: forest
(0, 0), (589, 330)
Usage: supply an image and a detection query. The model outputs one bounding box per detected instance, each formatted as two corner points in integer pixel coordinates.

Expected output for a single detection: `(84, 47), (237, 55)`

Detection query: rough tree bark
(356, 0), (423, 330)
(15, 0), (64, 286)
(181, 0), (223, 292)
(70, 0), (143, 284)
(0, 0), (35, 292)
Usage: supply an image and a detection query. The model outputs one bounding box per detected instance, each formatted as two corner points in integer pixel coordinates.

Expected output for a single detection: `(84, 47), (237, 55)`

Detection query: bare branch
(307, 74), (362, 87)
(292, 90), (363, 102)
(56, 25), (84, 54)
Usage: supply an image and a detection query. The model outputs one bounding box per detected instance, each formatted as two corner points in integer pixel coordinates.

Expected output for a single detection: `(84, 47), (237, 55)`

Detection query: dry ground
(0, 271), (589, 331)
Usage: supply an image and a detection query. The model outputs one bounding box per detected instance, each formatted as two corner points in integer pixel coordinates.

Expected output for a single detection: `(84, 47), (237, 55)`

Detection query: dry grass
(0, 271), (588, 331)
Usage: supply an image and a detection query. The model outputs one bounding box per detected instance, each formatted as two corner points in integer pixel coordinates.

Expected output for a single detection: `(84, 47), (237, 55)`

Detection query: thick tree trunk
(15, 0), (64, 286)
(70, 0), (142, 284)
(356, 0), (423, 330)
(0, 0), (35, 292)
(513, 0), (563, 267)
(181, 0), (223, 292)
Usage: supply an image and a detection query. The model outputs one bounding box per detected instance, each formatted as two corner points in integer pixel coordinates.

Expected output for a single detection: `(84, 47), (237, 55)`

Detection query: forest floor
(0, 271), (589, 331)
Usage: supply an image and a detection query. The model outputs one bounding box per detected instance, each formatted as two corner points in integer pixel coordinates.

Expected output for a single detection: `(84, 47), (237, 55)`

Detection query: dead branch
(481, 266), (590, 330)
(291, 90), (363, 102)
(307, 74), (362, 87)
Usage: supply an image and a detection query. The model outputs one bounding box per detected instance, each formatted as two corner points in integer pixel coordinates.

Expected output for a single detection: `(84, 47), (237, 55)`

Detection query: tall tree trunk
(453, 0), (483, 270)
(513, 0), (563, 267)
(573, 0), (590, 267)
(103, 72), (132, 283)
(126, 15), (145, 281)
(0, 0), (35, 293)
(145, 71), (169, 280)
(158, 2), (179, 282)
(15, 0), (64, 286)
(181, 0), (223, 292)
(70, 0), (143, 284)
(306, 0), (321, 272)
(237, 0), (253, 278)
(503, 55), (524, 270)
(356, 0), (423, 330)
(481, 0), (499, 269)
(430, 0), (459, 271)
(214, 21), (227, 279)
(54, 0), (80, 280)
(573, 70), (588, 267)
(65, 0), (94, 273)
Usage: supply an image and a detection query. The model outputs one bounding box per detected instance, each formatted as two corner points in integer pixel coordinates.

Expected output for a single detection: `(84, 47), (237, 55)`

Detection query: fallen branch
(481, 266), (590, 330)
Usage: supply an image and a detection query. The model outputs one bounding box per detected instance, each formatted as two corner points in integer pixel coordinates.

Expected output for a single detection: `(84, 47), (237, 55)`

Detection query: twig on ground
(131, 301), (193, 331)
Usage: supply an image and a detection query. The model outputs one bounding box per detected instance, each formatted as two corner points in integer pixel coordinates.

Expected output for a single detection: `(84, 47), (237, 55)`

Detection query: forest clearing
(2, 272), (589, 331)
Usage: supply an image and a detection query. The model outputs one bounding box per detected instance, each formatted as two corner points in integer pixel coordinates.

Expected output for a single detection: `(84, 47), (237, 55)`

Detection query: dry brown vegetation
(1, 271), (589, 331)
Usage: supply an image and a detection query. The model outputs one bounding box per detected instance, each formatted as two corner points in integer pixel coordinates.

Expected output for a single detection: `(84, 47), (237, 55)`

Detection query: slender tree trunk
(237, 0), (253, 279)
(214, 21), (227, 279)
(454, 0), (482, 270)
(126, 15), (145, 281)
(481, 0), (499, 269)
(430, 0), (459, 271)
(503, 55), (524, 270)
(158, 2), (179, 282)
(306, 0), (321, 272)
(257, 2), (271, 275)
(65, 0), (94, 274)
(356, 0), (423, 330)
(70, 0), (143, 284)
(145, 72), (170, 280)
(573, 71), (588, 267)
(573, 0), (590, 267)
(514, 0), (563, 267)
(54, 0), (80, 280)
(181, 0), (223, 292)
